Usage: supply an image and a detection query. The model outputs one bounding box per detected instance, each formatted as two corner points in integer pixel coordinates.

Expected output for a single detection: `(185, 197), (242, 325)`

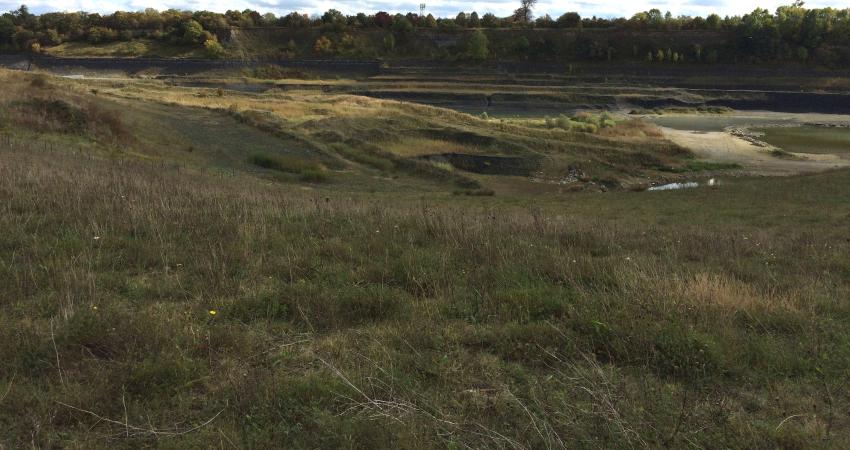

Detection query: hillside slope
(2, 69), (850, 448)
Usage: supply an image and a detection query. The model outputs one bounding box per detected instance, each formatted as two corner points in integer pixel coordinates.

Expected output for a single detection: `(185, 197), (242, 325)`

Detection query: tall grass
(1, 136), (849, 448)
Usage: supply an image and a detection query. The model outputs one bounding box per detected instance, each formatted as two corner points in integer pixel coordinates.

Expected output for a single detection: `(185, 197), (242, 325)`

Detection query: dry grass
(384, 137), (474, 157)
(678, 272), (802, 316)
(598, 118), (664, 139)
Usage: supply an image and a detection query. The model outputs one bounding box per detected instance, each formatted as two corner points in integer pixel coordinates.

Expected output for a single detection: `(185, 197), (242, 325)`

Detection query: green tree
(283, 39), (298, 58)
(204, 39), (225, 58)
(647, 9), (663, 28)
(535, 14), (554, 27)
(736, 8), (780, 59)
(706, 14), (721, 29)
(468, 12), (480, 27)
(261, 13), (276, 25)
(466, 29), (489, 60)
(515, 36), (530, 54)
(0, 16), (14, 45)
(43, 29), (62, 46)
(182, 19), (204, 44)
(481, 13), (499, 27)
(321, 9), (345, 25)
(556, 12), (581, 28)
(281, 12), (310, 28)
(455, 12), (467, 27)
(422, 14), (437, 28)
(392, 15), (413, 34)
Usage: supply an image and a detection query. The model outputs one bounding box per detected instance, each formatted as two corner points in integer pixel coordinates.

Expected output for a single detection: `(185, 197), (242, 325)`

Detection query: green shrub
(571, 122), (598, 133)
(204, 39), (225, 58)
(556, 115), (571, 129)
(28, 74), (49, 88)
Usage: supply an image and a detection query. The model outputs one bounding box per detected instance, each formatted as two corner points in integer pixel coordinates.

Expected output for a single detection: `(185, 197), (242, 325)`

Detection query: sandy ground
(652, 110), (850, 175)
(662, 127), (850, 176)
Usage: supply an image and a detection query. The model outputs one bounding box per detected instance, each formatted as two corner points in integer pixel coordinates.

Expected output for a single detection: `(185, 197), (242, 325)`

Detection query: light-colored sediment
(662, 127), (849, 176)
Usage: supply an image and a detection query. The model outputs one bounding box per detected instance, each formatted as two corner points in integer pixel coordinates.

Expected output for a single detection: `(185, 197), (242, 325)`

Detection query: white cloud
(3, 0), (847, 18)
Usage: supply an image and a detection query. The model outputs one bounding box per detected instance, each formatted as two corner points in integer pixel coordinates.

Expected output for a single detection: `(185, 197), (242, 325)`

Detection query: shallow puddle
(755, 125), (850, 157)
(646, 114), (795, 132)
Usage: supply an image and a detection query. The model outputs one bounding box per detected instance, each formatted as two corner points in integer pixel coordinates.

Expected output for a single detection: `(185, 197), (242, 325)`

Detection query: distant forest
(2, 2), (850, 65)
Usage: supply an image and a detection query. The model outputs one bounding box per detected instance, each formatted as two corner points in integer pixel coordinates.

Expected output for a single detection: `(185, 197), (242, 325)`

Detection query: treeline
(2, 3), (850, 64)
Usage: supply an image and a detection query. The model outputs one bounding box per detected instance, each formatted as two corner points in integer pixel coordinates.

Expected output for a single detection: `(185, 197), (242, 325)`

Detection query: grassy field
(1, 69), (849, 448)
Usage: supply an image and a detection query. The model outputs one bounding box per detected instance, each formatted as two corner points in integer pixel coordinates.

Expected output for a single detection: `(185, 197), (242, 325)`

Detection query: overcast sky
(4, 0), (846, 19)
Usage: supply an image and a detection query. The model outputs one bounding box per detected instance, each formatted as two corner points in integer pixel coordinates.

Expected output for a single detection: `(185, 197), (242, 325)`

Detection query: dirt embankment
(0, 54), (381, 76)
(5, 55), (850, 114)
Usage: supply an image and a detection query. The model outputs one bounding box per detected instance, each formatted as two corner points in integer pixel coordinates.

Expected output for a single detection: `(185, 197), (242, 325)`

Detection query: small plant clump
(544, 111), (617, 133)
(248, 152), (329, 182)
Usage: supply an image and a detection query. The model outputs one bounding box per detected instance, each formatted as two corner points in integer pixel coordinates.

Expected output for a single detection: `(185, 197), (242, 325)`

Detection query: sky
(3, 0), (846, 20)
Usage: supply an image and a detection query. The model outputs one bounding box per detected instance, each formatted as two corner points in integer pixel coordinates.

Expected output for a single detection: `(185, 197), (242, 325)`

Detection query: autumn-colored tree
(313, 35), (332, 54)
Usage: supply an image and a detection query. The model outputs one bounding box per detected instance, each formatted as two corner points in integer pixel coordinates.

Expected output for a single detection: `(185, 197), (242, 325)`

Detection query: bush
(571, 122), (598, 133)
(28, 74), (49, 88)
(204, 39), (225, 58)
(182, 20), (204, 45)
(556, 115), (571, 129)
(314, 36), (333, 54)
(248, 153), (319, 174)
